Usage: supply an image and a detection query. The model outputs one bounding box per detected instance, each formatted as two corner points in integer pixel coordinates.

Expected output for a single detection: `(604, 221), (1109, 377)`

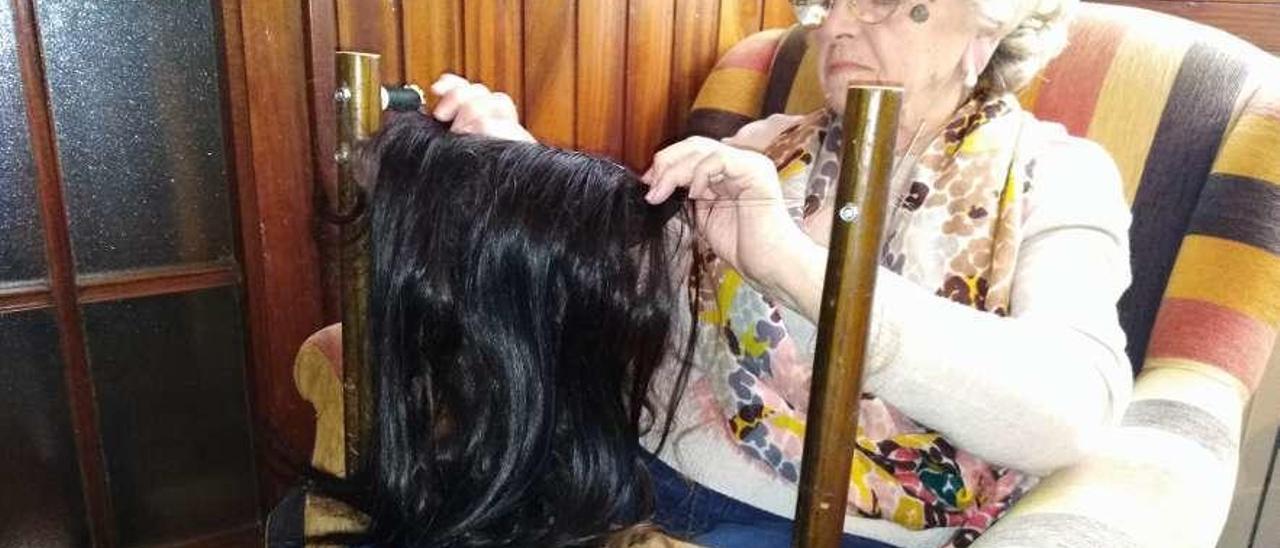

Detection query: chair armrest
(293, 323), (346, 477)
(976, 64), (1280, 548)
(973, 363), (1248, 547)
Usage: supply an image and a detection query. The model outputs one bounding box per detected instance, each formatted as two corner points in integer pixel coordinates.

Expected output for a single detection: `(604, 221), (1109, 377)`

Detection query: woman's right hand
(642, 137), (813, 296)
(429, 73), (536, 143)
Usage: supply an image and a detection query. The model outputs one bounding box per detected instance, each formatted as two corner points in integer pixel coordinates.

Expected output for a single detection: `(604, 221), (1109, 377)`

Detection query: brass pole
(335, 51), (381, 477)
(793, 85), (903, 547)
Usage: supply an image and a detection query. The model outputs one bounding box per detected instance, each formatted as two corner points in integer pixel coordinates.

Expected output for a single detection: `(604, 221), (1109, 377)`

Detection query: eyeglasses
(792, 0), (905, 27)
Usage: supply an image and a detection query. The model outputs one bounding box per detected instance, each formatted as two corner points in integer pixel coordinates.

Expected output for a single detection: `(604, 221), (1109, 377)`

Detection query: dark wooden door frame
(220, 0), (329, 511)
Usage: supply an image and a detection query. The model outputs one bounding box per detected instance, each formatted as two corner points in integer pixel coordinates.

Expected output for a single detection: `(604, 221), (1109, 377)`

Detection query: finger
(649, 140), (707, 189)
(439, 83), (490, 123)
(451, 96), (487, 131)
(689, 153), (726, 201)
(433, 83), (490, 123)
(429, 73), (469, 97)
(647, 151), (706, 204)
(455, 92), (502, 125)
(455, 90), (516, 132)
(651, 136), (716, 169)
(451, 117), (480, 135)
(646, 142), (682, 185)
(649, 138), (701, 174)
(644, 161), (682, 204)
(645, 177), (680, 204)
(640, 167), (657, 187)
(431, 84), (467, 122)
(491, 92), (518, 118)
(645, 136), (718, 195)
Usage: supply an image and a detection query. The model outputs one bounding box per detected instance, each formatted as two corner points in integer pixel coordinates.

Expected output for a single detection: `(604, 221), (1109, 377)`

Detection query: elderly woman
(430, 0), (1132, 546)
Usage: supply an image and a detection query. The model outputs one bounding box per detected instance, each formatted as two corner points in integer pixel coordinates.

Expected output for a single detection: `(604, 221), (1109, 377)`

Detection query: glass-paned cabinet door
(1, 1), (260, 545)
(0, 0), (45, 286)
(38, 0), (235, 275)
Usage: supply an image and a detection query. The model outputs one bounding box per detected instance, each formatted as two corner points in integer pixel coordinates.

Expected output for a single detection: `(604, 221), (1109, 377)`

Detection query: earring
(909, 3), (930, 23)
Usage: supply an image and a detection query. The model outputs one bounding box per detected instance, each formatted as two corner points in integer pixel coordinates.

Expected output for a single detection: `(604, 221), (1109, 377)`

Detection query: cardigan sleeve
(862, 136), (1135, 476)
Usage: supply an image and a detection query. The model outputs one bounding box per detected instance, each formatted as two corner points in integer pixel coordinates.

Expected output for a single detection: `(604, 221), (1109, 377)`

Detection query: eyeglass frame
(792, 0), (906, 28)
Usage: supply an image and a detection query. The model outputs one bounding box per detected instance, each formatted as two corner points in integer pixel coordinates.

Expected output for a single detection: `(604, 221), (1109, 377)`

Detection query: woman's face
(814, 0), (989, 113)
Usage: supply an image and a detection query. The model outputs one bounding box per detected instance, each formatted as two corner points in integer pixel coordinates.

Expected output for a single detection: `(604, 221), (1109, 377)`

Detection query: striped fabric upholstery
(688, 3), (1280, 546)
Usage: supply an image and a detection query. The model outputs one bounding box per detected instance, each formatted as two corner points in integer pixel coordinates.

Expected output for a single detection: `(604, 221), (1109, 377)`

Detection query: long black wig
(332, 113), (698, 547)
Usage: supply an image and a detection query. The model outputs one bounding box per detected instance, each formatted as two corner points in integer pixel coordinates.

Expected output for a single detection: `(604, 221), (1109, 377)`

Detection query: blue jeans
(644, 454), (899, 548)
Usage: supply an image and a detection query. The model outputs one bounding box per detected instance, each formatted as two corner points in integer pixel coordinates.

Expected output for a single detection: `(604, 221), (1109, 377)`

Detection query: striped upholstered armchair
(687, 3), (1280, 546)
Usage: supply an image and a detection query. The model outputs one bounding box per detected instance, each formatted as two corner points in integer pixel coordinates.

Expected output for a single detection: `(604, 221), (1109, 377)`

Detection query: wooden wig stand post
(334, 51), (381, 478)
(332, 52), (423, 478)
(793, 85), (903, 547)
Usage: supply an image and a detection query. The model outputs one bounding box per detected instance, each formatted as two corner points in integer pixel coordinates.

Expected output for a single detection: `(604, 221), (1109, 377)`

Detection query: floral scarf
(691, 93), (1053, 546)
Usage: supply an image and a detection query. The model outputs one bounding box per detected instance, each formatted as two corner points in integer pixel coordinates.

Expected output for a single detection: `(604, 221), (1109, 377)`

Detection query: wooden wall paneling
(304, 0), (341, 326)
(576, 0), (628, 159)
(464, 0), (525, 110)
(670, 0), (721, 138)
(382, 0), (404, 83)
(1103, 0), (1280, 54)
(237, 0), (326, 496)
(336, 0), (404, 83)
(12, 0), (115, 542)
(717, 0), (764, 56)
(403, 0), (464, 105)
(523, 0), (577, 148)
(625, 0), (676, 171)
(335, 0), (380, 51)
(762, 0), (796, 29)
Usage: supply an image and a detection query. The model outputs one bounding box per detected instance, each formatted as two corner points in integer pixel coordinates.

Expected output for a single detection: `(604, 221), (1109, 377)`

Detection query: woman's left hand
(430, 73), (536, 143)
(641, 137), (808, 290)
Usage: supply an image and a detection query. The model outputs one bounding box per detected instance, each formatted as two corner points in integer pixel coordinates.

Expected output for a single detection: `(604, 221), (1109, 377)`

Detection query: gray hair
(975, 0), (1078, 97)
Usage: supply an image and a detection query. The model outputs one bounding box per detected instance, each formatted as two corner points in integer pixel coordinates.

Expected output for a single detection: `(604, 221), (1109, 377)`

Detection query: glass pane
(37, 0), (233, 274)
(0, 310), (90, 547)
(83, 288), (257, 546)
(0, 0), (47, 285)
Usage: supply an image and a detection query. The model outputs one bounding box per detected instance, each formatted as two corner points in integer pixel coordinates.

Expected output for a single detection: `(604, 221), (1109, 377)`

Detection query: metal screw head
(838, 203), (859, 223)
(334, 87), (352, 103)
